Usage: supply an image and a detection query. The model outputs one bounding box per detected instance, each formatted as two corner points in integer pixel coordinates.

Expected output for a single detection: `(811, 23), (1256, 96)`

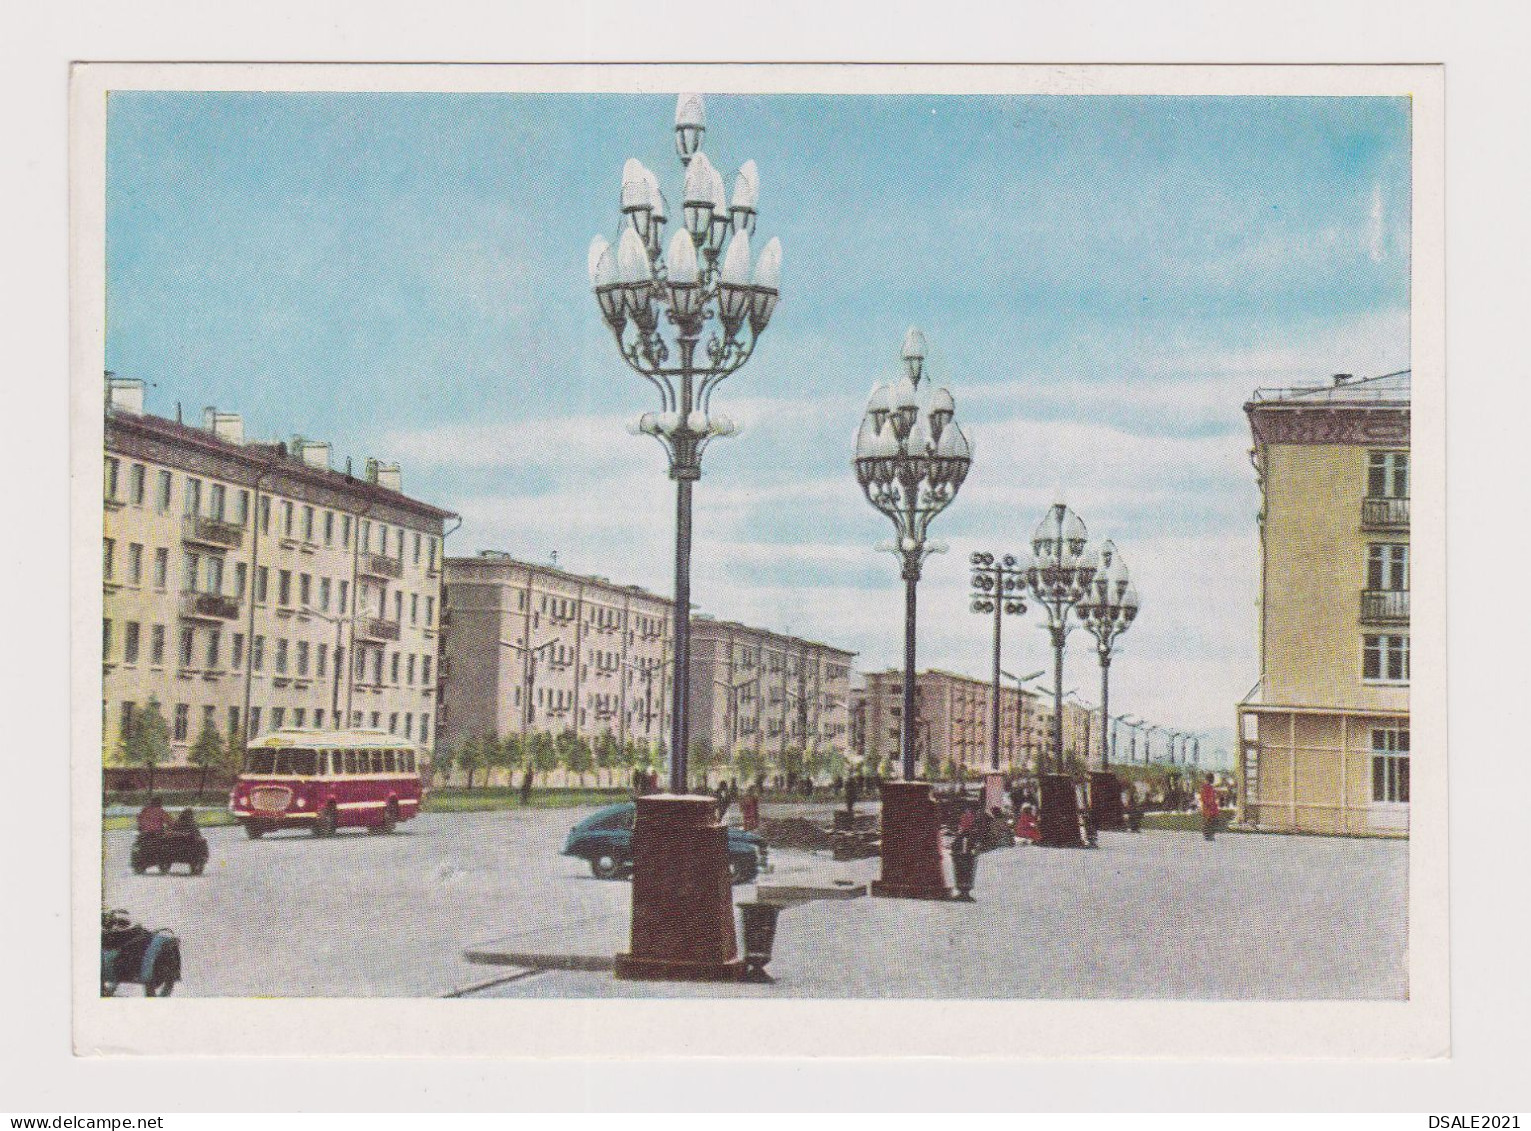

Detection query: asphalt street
(102, 805), (1407, 999)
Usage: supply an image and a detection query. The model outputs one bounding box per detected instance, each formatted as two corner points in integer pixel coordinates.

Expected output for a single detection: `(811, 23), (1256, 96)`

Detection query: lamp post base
(1038, 773), (1086, 848)
(615, 794), (746, 983)
(870, 780), (952, 901)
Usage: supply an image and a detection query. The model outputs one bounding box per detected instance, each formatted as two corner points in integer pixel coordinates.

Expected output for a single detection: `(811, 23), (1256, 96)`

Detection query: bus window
(274, 749), (316, 776)
(318, 751), (329, 775)
(405, 751), (415, 771)
(371, 750), (384, 773)
(339, 751), (351, 774)
(384, 750), (397, 773)
(244, 750), (275, 775)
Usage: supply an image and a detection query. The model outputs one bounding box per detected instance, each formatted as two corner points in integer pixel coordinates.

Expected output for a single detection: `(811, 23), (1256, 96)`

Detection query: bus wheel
(372, 801), (398, 835)
(244, 823), (264, 840)
(313, 806), (337, 838)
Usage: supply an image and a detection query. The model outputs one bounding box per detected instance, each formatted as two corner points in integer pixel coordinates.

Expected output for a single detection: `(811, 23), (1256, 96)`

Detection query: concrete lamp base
(614, 794), (747, 983)
(870, 780), (952, 901)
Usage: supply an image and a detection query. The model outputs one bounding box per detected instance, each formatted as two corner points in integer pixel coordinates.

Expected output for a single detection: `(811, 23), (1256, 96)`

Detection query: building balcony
(1361, 589), (1410, 625)
(179, 589), (241, 621)
(359, 552), (403, 580)
(182, 514), (245, 549)
(1361, 496), (1410, 531)
(355, 615), (402, 642)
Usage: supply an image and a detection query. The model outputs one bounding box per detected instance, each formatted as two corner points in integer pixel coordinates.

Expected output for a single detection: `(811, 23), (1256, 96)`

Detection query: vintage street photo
(74, 64), (1445, 1056)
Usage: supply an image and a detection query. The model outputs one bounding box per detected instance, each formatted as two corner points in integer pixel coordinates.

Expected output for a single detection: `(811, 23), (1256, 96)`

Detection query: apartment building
(852, 669), (1046, 776)
(687, 616), (855, 768)
(1237, 370), (1411, 835)
(101, 377), (455, 776)
(439, 553), (674, 753)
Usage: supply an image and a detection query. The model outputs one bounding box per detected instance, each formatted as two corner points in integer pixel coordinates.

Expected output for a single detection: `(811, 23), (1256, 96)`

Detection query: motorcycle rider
(137, 796), (168, 837)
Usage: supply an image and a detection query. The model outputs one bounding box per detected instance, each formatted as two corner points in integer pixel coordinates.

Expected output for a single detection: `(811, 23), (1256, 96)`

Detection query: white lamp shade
(721, 229), (753, 285)
(866, 383), (892, 414)
(902, 327), (927, 361)
(667, 229), (699, 284)
(620, 159), (652, 210)
(684, 151), (716, 205)
(675, 93), (706, 129)
(587, 236), (612, 286)
(929, 386), (955, 416)
(616, 227), (653, 283)
(732, 160), (759, 210)
(645, 168), (666, 221)
(893, 375), (919, 412)
(752, 237), (782, 290)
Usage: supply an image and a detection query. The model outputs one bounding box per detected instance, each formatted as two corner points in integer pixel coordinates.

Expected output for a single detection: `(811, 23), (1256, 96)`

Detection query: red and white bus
(229, 728), (425, 838)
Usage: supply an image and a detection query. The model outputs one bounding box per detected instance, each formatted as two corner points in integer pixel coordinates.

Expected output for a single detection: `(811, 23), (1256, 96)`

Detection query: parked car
(562, 802), (768, 883)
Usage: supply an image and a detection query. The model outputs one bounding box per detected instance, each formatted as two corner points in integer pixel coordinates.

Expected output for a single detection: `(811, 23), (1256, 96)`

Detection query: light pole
(1024, 500), (1096, 776)
(853, 327), (973, 901)
(589, 93), (781, 795)
(590, 94), (781, 982)
(1002, 668), (1045, 773)
(853, 327), (973, 781)
(1076, 540), (1140, 772)
(969, 552), (1027, 772)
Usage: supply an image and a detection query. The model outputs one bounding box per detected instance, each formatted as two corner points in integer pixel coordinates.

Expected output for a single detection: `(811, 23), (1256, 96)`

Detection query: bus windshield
(243, 748), (317, 775)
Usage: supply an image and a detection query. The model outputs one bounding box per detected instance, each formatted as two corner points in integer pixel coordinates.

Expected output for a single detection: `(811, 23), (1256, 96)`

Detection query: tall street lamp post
(1024, 501), (1096, 776)
(589, 93), (781, 982)
(1076, 540), (1140, 772)
(969, 552), (1027, 772)
(853, 327), (973, 899)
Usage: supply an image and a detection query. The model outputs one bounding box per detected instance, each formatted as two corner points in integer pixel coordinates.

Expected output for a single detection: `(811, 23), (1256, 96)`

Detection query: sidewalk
(463, 829), (1407, 999)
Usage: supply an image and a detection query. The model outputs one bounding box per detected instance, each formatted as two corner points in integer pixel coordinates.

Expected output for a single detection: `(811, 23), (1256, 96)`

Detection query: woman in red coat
(1014, 803), (1041, 844)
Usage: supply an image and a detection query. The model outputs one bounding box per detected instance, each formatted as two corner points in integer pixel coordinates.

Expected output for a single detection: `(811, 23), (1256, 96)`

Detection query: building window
(235, 489), (249, 526)
(104, 457), (120, 500)
(1367, 544), (1409, 590)
(413, 532), (422, 564)
(411, 593), (419, 625)
(319, 577), (332, 611)
(150, 625), (165, 666)
(342, 514), (352, 548)
(371, 711), (381, 729)
(256, 566), (268, 604)
(125, 543), (143, 586)
(184, 477), (202, 517)
(250, 707), (261, 736)
(182, 550), (199, 593)
(314, 709), (324, 729)
(421, 715), (430, 745)
(234, 562), (247, 600)
(334, 647), (344, 683)
(1363, 634), (1410, 683)
(425, 596), (435, 626)
(297, 641), (310, 676)
(294, 707), (306, 728)
(324, 510), (334, 545)
(129, 463), (146, 504)
(102, 618), (113, 661)
(228, 707), (241, 738)
(273, 707), (286, 730)
(317, 643), (328, 676)
(179, 627), (195, 668)
(124, 621), (140, 664)
(252, 635), (264, 672)
(258, 495), (271, 535)
(303, 505), (315, 542)
(422, 655), (433, 685)
(299, 573), (312, 607)
(338, 580), (349, 614)
(372, 650), (383, 685)
(207, 629), (221, 669)
(174, 704), (189, 742)
(232, 633), (244, 669)
(278, 570), (292, 606)
(355, 651), (367, 681)
(206, 555), (224, 596)
(156, 470), (172, 512)
(389, 712), (399, 734)
(1367, 451), (1409, 499)
(119, 701), (136, 740)
(147, 547), (163, 590)
(275, 639), (289, 674)
(209, 482), (226, 521)
(390, 652), (401, 684)
(282, 500), (294, 538)
(352, 711), (362, 728)
(103, 538), (115, 580)
(1371, 727), (1410, 804)
(404, 713), (414, 738)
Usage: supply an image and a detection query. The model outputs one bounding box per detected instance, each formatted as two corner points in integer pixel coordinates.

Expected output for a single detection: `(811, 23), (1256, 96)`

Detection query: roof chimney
(1332, 373), (1354, 386)
(106, 375), (145, 416)
(365, 458), (403, 493)
(295, 439), (332, 471)
(202, 408), (244, 445)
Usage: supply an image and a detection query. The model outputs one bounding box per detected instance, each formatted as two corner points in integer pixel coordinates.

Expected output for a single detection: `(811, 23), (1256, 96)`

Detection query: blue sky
(106, 91), (1412, 762)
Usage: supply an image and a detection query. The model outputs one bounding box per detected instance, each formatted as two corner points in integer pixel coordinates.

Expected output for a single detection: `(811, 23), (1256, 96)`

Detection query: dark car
(562, 802), (767, 883)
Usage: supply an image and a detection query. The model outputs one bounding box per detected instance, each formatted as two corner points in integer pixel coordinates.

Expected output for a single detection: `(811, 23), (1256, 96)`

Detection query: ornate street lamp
(853, 327), (973, 899)
(969, 553), (1027, 773)
(589, 94), (781, 982)
(588, 94), (781, 795)
(1024, 500), (1096, 775)
(1076, 540), (1140, 772)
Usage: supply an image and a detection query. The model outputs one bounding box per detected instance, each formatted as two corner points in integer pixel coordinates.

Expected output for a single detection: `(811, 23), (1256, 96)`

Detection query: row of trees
(438, 728), (854, 791)
(113, 695), (240, 798)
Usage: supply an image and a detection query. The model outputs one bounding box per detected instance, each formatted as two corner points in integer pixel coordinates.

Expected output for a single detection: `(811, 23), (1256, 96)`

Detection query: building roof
(445, 552), (670, 604)
(1246, 369), (1411, 407)
(106, 408), (459, 522)
(690, 614), (857, 659)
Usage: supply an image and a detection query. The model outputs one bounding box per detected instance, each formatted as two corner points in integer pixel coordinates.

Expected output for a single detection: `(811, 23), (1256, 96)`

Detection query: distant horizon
(106, 90), (1411, 749)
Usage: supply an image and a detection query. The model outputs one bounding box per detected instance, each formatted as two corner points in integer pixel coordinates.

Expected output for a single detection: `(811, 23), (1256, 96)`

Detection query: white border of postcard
(70, 61), (1446, 1059)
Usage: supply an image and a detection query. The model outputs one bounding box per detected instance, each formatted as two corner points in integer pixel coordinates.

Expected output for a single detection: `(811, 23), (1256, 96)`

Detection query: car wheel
(156, 861), (170, 874)
(190, 859), (205, 876)
(313, 806), (337, 838)
(730, 855), (758, 885)
(131, 858), (147, 875)
(590, 853), (624, 880)
(371, 800), (399, 835)
(144, 951), (179, 997)
(244, 822), (264, 840)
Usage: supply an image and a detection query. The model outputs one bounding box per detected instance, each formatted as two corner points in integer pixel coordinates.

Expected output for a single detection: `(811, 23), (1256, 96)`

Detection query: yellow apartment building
(1237, 370), (1410, 836)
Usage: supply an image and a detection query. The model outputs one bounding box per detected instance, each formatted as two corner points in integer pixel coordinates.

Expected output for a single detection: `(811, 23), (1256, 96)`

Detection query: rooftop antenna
(550, 550), (559, 566)
(175, 402), (183, 424)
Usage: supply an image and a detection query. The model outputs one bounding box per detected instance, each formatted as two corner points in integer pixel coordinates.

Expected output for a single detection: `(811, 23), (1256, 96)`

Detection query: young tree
(120, 696), (170, 797)
(557, 728), (592, 786)
(529, 730), (558, 786)
(433, 741), (456, 787)
(593, 729), (621, 787)
(187, 718), (228, 800)
(500, 732), (525, 788)
(479, 728), (503, 787)
(457, 734), (484, 790)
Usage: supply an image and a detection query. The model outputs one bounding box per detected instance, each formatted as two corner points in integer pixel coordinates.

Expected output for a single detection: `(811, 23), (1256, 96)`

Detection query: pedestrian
(172, 807), (198, 838)
(1015, 803), (1041, 844)
(1124, 787), (1143, 833)
(844, 773), (860, 819)
(519, 767), (534, 806)
(741, 786), (761, 832)
(1199, 772), (1221, 841)
(136, 795), (168, 837)
(950, 810), (980, 901)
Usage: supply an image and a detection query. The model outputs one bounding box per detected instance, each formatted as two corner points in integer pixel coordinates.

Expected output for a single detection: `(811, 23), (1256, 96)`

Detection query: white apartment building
(687, 616), (855, 767)
(440, 553), (675, 752)
(101, 377), (456, 776)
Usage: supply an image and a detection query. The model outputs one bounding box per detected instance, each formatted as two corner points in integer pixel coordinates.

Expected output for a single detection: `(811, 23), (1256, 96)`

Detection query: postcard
(72, 61), (1445, 1058)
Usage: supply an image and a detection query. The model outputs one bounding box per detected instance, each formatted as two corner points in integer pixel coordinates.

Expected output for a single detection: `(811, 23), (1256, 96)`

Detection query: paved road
(103, 807), (1406, 999)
